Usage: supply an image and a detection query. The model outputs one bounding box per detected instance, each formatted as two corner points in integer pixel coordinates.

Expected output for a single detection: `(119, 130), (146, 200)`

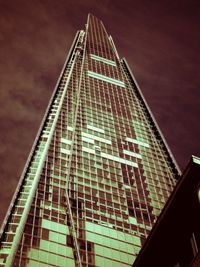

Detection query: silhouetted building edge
(133, 155), (200, 267)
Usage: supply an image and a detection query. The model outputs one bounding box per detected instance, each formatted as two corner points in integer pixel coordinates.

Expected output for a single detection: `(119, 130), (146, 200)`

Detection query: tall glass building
(0, 14), (180, 267)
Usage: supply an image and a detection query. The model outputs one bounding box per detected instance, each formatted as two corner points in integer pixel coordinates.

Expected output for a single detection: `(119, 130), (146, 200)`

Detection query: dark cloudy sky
(0, 0), (199, 226)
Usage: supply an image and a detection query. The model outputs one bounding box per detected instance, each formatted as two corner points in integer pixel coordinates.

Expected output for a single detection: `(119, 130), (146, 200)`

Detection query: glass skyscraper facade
(0, 14), (180, 267)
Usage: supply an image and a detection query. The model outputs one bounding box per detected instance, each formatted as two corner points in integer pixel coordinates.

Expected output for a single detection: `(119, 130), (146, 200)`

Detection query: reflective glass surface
(0, 14), (179, 267)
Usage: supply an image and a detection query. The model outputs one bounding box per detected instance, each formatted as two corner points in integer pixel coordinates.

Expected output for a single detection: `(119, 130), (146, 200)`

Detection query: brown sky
(0, 0), (200, 226)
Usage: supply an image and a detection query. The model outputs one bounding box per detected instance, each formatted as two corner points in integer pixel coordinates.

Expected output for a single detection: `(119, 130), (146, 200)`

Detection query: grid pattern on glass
(90, 54), (116, 66)
(0, 14), (179, 267)
(88, 70), (125, 87)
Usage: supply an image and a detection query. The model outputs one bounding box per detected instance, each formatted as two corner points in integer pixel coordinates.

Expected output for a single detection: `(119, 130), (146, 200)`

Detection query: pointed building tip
(86, 13), (107, 34)
(88, 13), (97, 18)
(87, 13), (103, 23)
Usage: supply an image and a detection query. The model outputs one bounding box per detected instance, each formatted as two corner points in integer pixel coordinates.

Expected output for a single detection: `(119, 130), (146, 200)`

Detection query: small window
(67, 235), (73, 247)
(42, 228), (49, 240)
(94, 145), (101, 154)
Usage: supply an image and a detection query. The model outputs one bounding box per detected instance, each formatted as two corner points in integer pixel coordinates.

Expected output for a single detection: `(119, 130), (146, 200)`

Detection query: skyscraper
(0, 14), (180, 267)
